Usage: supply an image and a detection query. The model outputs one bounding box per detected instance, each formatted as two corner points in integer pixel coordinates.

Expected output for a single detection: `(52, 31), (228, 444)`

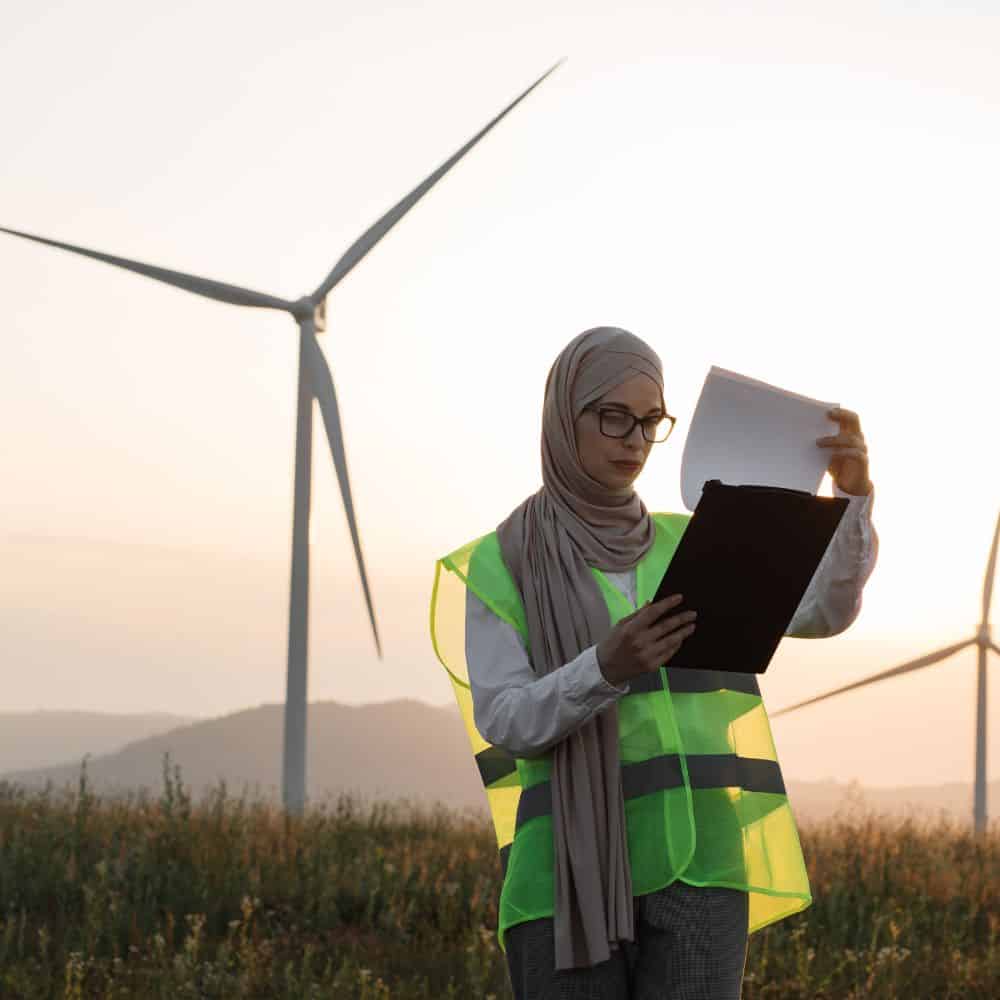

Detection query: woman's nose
(623, 425), (645, 447)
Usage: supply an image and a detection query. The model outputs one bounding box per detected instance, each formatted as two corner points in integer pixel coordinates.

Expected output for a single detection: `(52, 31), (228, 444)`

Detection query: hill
(0, 701), (489, 815)
(2, 702), (995, 826)
(0, 710), (197, 773)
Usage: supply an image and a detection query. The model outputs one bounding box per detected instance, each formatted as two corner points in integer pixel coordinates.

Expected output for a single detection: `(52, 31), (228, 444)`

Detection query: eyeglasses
(583, 406), (677, 444)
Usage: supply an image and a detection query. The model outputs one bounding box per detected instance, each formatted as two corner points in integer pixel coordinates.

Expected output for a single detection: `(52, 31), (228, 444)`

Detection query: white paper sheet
(679, 366), (840, 511)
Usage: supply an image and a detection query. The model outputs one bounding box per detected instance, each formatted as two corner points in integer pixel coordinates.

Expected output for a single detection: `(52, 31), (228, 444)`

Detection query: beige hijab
(496, 326), (665, 971)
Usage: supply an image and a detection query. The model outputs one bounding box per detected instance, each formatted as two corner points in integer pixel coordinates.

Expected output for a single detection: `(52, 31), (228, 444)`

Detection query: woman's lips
(612, 461), (641, 470)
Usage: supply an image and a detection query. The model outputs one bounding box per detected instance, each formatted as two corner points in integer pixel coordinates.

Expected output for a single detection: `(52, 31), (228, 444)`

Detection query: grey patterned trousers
(503, 880), (749, 1000)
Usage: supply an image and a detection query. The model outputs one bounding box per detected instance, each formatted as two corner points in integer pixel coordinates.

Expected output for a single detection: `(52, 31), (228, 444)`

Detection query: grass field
(1, 756), (997, 998)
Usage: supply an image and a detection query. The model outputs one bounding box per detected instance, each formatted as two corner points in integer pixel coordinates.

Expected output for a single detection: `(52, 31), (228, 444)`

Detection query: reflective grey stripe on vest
(630, 668), (761, 697)
(476, 667), (762, 788)
(514, 753), (785, 830)
(476, 745), (518, 787)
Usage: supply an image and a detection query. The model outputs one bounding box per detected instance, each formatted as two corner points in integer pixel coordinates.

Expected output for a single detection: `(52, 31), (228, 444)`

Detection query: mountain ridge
(0, 710), (199, 774)
(2, 702), (995, 826)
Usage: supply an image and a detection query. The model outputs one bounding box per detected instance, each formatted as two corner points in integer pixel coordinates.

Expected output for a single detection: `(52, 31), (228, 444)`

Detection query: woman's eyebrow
(602, 402), (664, 416)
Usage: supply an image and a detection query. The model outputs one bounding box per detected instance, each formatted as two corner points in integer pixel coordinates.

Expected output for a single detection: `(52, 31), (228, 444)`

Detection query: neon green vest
(430, 512), (811, 954)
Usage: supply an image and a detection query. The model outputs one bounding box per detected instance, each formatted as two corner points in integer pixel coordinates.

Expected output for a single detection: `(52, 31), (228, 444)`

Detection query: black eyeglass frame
(582, 405), (678, 444)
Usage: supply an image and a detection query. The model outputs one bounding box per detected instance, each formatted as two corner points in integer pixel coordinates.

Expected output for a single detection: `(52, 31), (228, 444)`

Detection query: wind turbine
(773, 510), (1000, 834)
(1, 62), (562, 814)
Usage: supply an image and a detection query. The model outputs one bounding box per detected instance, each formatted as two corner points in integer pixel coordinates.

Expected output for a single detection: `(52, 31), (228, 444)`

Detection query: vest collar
(590, 515), (682, 618)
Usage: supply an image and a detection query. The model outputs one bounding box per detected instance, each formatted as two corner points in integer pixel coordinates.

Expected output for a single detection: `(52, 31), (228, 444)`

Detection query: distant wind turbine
(1, 62), (562, 814)
(773, 510), (999, 834)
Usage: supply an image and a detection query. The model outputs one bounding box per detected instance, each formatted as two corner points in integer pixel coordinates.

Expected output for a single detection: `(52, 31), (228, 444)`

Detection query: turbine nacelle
(289, 296), (320, 324)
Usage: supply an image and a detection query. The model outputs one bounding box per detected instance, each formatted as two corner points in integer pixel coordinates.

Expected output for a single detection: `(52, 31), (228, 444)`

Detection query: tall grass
(0, 756), (996, 998)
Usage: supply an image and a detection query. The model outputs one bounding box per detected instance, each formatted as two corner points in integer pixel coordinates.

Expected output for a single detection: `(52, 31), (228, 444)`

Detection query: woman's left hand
(817, 407), (873, 496)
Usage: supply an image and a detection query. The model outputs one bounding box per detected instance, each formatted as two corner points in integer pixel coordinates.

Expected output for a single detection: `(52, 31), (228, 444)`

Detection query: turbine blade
(983, 510), (999, 626)
(313, 60), (564, 301)
(0, 225), (293, 312)
(771, 637), (976, 716)
(302, 331), (382, 657)
(991, 642), (1000, 658)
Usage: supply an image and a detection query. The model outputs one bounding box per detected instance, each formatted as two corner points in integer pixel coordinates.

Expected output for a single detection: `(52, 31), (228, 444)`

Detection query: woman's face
(574, 373), (664, 490)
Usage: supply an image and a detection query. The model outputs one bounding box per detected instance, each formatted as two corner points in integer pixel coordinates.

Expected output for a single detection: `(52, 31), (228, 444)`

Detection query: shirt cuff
(569, 644), (630, 701)
(833, 481), (875, 507)
(831, 482), (876, 553)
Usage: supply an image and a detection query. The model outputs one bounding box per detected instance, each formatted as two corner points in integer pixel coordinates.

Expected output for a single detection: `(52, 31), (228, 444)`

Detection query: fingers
(646, 608), (697, 644)
(637, 594), (684, 622)
(828, 406), (862, 432)
(632, 608), (696, 672)
(610, 596), (696, 676)
(816, 432), (866, 450)
(648, 622), (696, 667)
(630, 595), (690, 637)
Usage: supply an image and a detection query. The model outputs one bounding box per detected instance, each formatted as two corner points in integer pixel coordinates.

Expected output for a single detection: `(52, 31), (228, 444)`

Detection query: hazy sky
(2, 1), (998, 787)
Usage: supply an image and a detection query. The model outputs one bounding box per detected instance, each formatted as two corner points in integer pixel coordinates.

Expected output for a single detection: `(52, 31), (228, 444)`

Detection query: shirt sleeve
(465, 588), (630, 758)
(784, 483), (879, 638)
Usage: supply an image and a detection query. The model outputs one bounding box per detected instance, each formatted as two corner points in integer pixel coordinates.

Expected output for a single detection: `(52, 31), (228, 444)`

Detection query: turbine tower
(773, 510), (999, 834)
(1, 63), (561, 814)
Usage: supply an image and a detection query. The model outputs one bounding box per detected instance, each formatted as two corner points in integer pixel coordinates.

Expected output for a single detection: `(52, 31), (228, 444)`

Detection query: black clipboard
(652, 480), (849, 674)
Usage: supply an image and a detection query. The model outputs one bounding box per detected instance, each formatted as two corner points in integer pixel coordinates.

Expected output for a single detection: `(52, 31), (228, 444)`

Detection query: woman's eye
(603, 413), (631, 432)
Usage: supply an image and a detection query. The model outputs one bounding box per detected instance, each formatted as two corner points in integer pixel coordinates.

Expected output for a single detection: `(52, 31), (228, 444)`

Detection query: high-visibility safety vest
(430, 511), (811, 954)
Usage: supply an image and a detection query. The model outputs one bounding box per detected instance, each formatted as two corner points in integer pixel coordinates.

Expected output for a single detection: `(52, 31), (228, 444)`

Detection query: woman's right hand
(595, 594), (696, 687)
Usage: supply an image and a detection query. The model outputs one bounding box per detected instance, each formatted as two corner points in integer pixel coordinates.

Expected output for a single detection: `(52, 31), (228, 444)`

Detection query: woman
(430, 327), (877, 999)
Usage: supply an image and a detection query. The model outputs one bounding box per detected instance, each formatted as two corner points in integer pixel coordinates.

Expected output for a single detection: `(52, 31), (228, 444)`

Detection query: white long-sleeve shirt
(466, 486), (878, 758)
